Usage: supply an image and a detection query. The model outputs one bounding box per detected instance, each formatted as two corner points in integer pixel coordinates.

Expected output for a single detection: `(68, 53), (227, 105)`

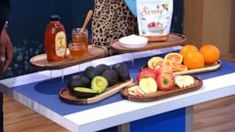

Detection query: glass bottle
(44, 15), (67, 62)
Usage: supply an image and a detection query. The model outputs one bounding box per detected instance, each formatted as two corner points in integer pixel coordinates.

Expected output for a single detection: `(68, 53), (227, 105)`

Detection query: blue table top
(13, 57), (235, 116)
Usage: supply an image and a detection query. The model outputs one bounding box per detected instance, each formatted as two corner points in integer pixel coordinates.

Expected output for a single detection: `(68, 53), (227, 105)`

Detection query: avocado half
(91, 76), (109, 93)
(73, 87), (98, 98)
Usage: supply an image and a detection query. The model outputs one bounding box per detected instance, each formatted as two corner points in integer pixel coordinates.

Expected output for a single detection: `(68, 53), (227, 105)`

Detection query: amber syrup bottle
(44, 15), (67, 62)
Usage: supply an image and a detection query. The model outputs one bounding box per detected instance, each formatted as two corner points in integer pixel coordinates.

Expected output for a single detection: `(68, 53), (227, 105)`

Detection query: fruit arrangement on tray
(146, 44), (221, 75)
(121, 64), (203, 102)
(59, 63), (132, 104)
(121, 44), (221, 102)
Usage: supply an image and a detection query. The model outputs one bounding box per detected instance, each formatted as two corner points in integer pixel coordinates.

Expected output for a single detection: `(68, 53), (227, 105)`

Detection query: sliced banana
(175, 75), (195, 89)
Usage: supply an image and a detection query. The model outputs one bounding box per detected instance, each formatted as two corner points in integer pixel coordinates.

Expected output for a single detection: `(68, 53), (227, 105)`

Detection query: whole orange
(199, 44), (220, 65)
(180, 44), (199, 58)
(183, 51), (205, 69)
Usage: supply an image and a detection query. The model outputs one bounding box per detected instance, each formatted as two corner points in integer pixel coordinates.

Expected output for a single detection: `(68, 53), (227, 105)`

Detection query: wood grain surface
(110, 33), (187, 53)
(30, 45), (108, 70)
(59, 80), (132, 104)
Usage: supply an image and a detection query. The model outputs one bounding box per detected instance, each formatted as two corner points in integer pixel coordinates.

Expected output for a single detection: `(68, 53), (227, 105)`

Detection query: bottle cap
(50, 15), (61, 21)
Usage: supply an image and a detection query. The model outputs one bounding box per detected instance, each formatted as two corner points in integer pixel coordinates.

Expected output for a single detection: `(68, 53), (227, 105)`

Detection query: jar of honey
(68, 28), (88, 59)
(44, 15), (67, 62)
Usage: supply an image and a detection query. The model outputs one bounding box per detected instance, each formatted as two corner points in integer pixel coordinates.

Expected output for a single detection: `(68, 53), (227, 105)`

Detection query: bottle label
(55, 31), (67, 57)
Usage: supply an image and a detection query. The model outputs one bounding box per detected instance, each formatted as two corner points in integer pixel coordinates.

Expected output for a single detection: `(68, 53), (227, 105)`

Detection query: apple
(137, 68), (157, 82)
(139, 77), (158, 94)
(157, 72), (175, 91)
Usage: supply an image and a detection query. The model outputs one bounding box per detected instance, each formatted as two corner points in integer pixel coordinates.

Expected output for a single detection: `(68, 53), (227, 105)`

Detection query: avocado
(91, 76), (108, 93)
(67, 75), (90, 93)
(73, 87), (98, 98)
(84, 66), (99, 79)
(113, 63), (130, 81)
(95, 64), (110, 75)
(102, 69), (119, 86)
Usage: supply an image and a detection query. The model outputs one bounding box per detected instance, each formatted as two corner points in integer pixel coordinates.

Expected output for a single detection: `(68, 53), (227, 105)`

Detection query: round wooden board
(121, 76), (203, 102)
(59, 80), (132, 104)
(30, 45), (108, 70)
(110, 33), (187, 53)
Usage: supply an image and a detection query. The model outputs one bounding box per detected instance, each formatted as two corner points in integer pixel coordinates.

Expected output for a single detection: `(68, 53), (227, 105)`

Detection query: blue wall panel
(131, 108), (185, 132)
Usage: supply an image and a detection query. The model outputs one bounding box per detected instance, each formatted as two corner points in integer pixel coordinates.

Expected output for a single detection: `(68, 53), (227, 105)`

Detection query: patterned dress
(92, 0), (137, 48)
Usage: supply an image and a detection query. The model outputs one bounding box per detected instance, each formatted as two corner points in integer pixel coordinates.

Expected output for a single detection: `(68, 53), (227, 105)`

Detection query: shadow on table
(34, 77), (67, 95)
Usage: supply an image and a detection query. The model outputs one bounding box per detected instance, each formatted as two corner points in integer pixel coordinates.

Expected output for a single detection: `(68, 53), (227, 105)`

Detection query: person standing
(0, 0), (13, 131)
(92, 0), (137, 48)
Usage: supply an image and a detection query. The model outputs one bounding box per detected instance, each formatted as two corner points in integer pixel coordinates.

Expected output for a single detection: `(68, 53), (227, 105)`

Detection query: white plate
(119, 35), (148, 48)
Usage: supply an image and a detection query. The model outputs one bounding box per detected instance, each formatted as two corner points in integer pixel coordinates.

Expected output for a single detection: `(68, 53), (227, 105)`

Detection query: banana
(175, 75), (195, 89)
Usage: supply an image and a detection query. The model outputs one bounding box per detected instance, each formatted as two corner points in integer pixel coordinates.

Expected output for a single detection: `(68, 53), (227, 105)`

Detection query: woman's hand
(0, 28), (13, 74)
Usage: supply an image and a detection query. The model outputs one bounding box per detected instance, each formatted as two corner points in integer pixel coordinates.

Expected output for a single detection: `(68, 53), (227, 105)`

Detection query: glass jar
(44, 15), (67, 62)
(69, 28), (88, 59)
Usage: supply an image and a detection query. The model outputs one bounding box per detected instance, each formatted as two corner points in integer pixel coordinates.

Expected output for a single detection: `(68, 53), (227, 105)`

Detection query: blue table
(1, 46), (235, 132)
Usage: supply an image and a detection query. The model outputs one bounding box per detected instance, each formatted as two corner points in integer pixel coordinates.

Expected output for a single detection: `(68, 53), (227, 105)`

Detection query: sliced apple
(139, 77), (158, 94)
(175, 75), (195, 88)
(128, 85), (146, 96)
(128, 86), (138, 96)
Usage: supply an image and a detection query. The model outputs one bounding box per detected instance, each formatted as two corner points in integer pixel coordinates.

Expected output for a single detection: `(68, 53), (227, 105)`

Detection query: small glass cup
(68, 43), (87, 60)
(70, 28), (89, 59)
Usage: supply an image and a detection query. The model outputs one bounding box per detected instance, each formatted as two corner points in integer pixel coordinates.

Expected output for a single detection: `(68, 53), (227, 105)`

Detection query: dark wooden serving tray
(30, 45), (108, 70)
(121, 76), (202, 102)
(59, 80), (132, 104)
(110, 33), (187, 53)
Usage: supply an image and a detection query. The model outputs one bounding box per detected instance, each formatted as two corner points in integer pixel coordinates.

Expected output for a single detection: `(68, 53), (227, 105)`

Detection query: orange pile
(147, 43), (220, 71)
(180, 44), (220, 69)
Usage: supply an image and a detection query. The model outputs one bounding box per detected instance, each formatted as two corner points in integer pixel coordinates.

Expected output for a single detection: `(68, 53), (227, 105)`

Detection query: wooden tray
(59, 80), (132, 104)
(174, 60), (222, 75)
(142, 60), (221, 75)
(110, 33), (187, 53)
(30, 45), (108, 70)
(121, 76), (202, 102)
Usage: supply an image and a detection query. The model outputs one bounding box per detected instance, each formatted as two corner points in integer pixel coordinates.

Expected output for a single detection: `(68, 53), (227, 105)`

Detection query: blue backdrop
(4, 0), (183, 78)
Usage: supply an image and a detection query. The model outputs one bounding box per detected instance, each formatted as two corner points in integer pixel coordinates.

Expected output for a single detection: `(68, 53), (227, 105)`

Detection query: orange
(183, 51), (205, 69)
(153, 61), (164, 69)
(164, 53), (183, 63)
(199, 44), (220, 65)
(170, 61), (188, 71)
(148, 57), (164, 69)
(180, 45), (198, 58)
(163, 60), (171, 66)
